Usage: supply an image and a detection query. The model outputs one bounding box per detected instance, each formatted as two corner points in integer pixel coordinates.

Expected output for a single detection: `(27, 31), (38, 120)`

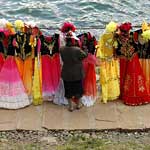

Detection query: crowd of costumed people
(0, 18), (150, 110)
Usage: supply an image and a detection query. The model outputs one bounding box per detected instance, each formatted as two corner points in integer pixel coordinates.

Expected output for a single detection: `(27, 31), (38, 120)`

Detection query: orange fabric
(23, 56), (33, 96)
(15, 57), (24, 80)
(140, 59), (150, 95)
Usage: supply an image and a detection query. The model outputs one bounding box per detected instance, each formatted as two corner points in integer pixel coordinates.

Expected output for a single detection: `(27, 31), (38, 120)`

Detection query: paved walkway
(0, 100), (150, 131)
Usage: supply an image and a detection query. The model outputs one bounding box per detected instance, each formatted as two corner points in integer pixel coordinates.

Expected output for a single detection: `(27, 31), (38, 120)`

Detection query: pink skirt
(0, 56), (31, 109)
(42, 53), (61, 100)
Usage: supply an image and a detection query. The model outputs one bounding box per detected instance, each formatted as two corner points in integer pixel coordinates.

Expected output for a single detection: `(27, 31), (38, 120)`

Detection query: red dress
(83, 54), (97, 97)
(121, 54), (150, 105)
(116, 33), (150, 105)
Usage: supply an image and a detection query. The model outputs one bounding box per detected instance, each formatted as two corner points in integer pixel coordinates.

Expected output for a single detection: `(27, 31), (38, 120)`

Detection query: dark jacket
(60, 46), (87, 81)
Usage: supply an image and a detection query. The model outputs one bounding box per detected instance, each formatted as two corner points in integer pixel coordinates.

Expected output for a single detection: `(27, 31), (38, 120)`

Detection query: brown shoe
(68, 106), (74, 112)
(76, 101), (83, 110)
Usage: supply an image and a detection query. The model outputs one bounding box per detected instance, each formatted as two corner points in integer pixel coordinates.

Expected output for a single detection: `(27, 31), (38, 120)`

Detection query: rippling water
(0, 0), (149, 37)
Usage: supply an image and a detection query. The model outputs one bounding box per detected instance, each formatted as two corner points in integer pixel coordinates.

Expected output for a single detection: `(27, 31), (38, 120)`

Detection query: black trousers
(63, 80), (83, 99)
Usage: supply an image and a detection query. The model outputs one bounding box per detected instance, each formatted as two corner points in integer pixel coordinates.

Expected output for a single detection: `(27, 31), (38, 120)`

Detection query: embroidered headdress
(60, 22), (76, 33)
(141, 21), (150, 32)
(141, 21), (150, 42)
(142, 30), (150, 42)
(14, 20), (24, 32)
(60, 22), (80, 47)
(105, 21), (118, 33)
(118, 22), (132, 33)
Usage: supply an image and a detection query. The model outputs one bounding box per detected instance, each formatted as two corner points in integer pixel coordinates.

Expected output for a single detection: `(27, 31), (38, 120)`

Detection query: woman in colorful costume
(41, 33), (61, 101)
(14, 20), (25, 80)
(0, 33), (31, 109)
(134, 22), (150, 97)
(0, 20), (15, 72)
(22, 24), (35, 98)
(78, 32), (97, 106)
(32, 26), (43, 105)
(96, 21), (120, 103)
(115, 22), (150, 105)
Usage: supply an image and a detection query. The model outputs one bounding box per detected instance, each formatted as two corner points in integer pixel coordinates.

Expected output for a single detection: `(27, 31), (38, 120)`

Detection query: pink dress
(42, 53), (61, 100)
(0, 35), (31, 109)
(42, 55), (54, 99)
(41, 34), (61, 101)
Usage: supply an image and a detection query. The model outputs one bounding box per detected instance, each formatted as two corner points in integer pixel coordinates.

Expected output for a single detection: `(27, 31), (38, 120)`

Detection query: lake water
(0, 0), (149, 38)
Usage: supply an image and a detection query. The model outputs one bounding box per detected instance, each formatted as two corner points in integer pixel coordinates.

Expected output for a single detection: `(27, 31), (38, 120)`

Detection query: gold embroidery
(139, 86), (145, 92)
(124, 74), (131, 92)
(138, 75), (145, 92)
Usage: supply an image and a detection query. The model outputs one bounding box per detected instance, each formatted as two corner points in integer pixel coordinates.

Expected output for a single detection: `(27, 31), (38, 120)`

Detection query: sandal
(68, 106), (74, 112)
(68, 99), (74, 112)
(76, 102), (83, 110)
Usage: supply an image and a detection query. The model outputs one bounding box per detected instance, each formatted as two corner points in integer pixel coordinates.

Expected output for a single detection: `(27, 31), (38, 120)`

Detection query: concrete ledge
(0, 100), (150, 131)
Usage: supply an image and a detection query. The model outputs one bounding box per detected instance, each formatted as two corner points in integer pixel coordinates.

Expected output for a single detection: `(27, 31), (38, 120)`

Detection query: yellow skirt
(32, 57), (42, 105)
(99, 58), (120, 103)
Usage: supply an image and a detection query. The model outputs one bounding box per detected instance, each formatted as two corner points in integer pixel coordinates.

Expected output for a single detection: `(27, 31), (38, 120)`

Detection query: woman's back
(60, 46), (87, 81)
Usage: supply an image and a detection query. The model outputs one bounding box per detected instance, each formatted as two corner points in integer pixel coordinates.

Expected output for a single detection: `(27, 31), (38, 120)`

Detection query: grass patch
(24, 143), (41, 150)
(56, 136), (150, 150)
(0, 136), (150, 150)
